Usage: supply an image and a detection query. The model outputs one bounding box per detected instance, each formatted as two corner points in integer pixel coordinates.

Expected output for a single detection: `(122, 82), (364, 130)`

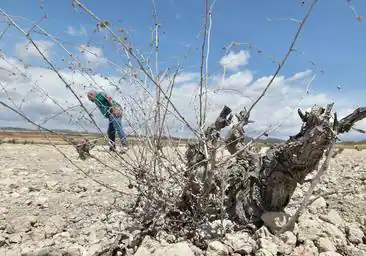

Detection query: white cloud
(216, 71), (254, 91)
(1, 48), (365, 141)
(79, 44), (107, 68)
(66, 25), (87, 36)
(219, 50), (250, 71)
(287, 69), (312, 81)
(174, 72), (199, 84)
(15, 40), (54, 62)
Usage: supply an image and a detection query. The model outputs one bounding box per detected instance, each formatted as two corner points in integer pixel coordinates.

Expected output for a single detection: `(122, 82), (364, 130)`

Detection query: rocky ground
(0, 144), (135, 256)
(0, 144), (365, 255)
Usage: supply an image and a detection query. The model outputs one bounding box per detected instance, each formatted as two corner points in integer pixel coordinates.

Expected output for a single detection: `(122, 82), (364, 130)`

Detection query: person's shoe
(109, 145), (116, 152)
(117, 146), (128, 154)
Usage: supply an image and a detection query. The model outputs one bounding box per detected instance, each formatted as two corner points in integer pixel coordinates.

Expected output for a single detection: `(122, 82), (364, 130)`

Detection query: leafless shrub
(0, 0), (365, 254)
(354, 144), (362, 151)
(72, 138), (98, 160)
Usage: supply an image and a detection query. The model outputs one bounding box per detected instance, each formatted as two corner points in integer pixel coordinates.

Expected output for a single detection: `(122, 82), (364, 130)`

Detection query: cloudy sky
(0, 0), (366, 141)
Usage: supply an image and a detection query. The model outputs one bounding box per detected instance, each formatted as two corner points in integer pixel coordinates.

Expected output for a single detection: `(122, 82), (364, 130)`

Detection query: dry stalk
(246, 0), (318, 116)
(198, 0), (210, 129)
(152, 0), (161, 142)
(0, 101), (134, 195)
(72, 0), (199, 136)
(3, 1), (366, 252)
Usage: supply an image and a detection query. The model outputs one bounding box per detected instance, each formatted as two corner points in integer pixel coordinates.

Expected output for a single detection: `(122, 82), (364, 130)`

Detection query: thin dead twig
(72, 0), (198, 137)
(246, 0), (318, 116)
(0, 101), (75, 145)
(152, 0), (161, 142)
(203, 0), (216, 129)
(0, 101), (133, 195)
(198, 0), (209, 129)
(0, 10), (107, 138)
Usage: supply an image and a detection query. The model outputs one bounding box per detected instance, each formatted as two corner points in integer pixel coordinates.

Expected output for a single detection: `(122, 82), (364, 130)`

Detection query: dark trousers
(107, 118), (116, 148)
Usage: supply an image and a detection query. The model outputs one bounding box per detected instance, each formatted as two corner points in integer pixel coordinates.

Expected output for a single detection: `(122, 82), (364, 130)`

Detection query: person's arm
(103, 94), (123, 116)
(95, 92), (111, 105)
(105, 95), (121, 109)
(105, 95), (113, 106)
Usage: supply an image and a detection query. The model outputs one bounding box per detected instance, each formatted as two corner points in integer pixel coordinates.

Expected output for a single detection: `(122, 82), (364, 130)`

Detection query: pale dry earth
(0, 144), (365, 256)
(0, 144), (137, 256)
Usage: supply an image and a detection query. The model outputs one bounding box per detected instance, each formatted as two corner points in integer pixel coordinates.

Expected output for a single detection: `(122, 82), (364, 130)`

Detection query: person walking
(87, 90), (128, 153)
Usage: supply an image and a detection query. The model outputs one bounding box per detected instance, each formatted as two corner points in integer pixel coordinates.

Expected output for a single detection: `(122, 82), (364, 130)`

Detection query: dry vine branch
(198, 0), (210, 129)
(0, 11), (180, 169)
(247, 0), (318, 116)
(0, 101), (137, 196)
(152, 0), (161, 143)
(2, 2), (365, 255)
(0, 11), (130, 165)
(0, 11), (103, 134)
(207, 0), (319, 169)
(72, 0), (199, 137)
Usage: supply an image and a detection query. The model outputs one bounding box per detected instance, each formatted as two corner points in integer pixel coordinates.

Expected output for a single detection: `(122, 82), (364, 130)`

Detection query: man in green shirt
(87, 90), (127, 153)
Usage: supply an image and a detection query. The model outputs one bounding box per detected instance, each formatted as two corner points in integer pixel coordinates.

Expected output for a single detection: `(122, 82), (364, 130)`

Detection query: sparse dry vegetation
(354, 145), (363, 151)
(0, 0), (366, 255)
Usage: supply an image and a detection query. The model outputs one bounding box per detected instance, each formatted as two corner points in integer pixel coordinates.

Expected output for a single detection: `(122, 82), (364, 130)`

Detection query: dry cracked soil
(0, 144), (136, 256)
(0, 144), (365, 256)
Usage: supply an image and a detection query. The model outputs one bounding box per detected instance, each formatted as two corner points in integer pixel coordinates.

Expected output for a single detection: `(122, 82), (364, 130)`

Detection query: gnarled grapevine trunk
(182, 103), (366, 228)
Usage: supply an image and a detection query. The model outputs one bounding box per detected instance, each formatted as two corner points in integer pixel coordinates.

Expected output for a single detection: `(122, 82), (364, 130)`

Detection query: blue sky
(1, 0), (366, 140)
(2, 0), (365, 80)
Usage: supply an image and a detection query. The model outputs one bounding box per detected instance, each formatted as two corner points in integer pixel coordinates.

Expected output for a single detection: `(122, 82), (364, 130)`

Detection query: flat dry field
(0, 140), (365, 255)
(0, 130), (103, 144)
(0, 131), (187, 148)
(0, 144), (137, 255)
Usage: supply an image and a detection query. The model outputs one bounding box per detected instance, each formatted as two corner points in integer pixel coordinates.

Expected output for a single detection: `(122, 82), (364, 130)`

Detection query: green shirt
(93, 92), (121, 118)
